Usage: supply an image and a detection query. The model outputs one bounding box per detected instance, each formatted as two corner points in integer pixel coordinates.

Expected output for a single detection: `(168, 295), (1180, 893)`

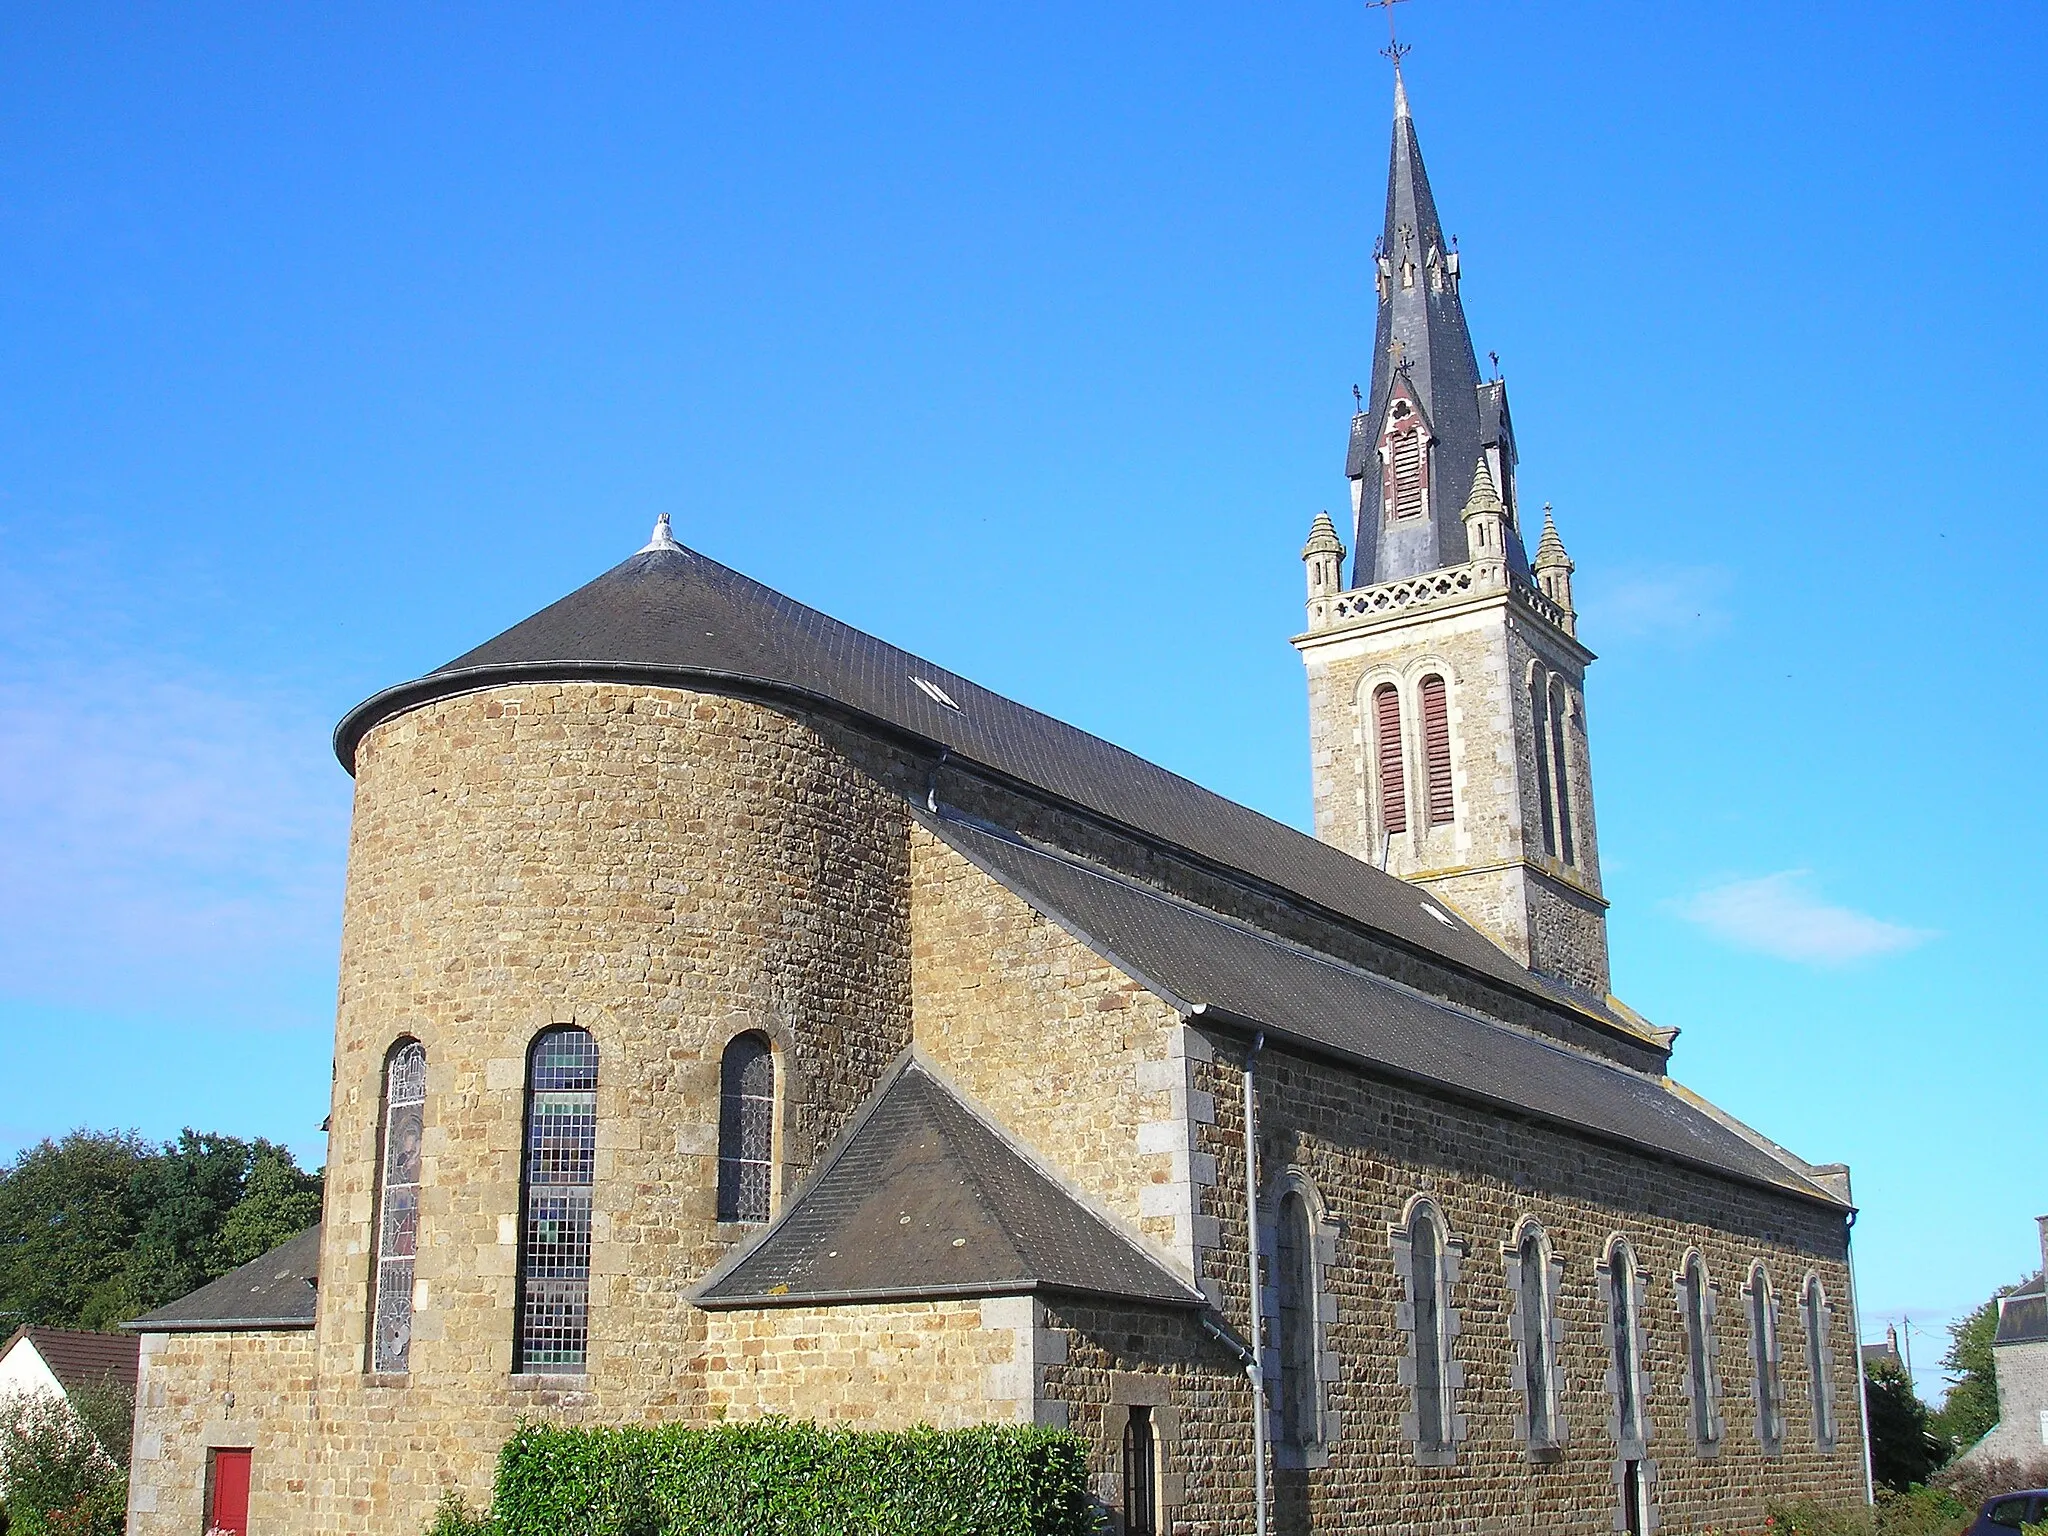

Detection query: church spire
(1347, 68), (1528, 589)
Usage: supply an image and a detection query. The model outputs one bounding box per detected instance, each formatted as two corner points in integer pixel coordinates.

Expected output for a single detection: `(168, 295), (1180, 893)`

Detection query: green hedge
(490, 1419), (1097, 1536)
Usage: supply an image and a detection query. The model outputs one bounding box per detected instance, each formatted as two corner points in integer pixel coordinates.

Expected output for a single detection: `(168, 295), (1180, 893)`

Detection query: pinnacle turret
(1302, 510), (1347, 602)
(1532, 504), (1576, 631)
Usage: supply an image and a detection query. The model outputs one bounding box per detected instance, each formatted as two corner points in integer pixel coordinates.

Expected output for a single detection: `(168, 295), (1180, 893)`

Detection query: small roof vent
(1422, 902), (1457, 927)
(912, 677), (961, 711)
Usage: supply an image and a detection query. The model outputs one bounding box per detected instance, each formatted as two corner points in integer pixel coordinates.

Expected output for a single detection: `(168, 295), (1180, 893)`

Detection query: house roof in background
(0, 1326), (138, 1395)
(1997, 1276), (2048, 1346)
(696, 1060), (1200, 1311)
(123, 1226), (321, 1333)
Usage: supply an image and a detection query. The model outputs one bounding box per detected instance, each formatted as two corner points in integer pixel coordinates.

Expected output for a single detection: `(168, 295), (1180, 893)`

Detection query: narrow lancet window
(1679, 1253), (1722, 1452)
(1374, 683), (1408, 836)
(1277, 1190), (1320, 1448)
(370, 1039), (426, 1373)
(1123, 1405), (1159, 1536)
(1514, 1225), (1559, 1450)
(1549, 677), (1576, 865)
(716, 1032), (775, 1224)
(1803, 1276), (1836, 1450)
(1411, 1206), (1451, 1453)
(1529, 670), (1557, 856)
(517, 1027), (599, 1372)
(1747, 1264), (1784, 1453)
(1420, 674), (1454, 827)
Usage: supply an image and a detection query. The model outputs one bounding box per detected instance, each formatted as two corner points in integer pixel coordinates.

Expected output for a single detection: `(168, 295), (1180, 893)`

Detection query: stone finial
(1532, 503), (1576, 628)
(1302, 511), (1347, 603)
(1533, 505), (1572, 574)
(640, 513), (683, 554)
(1459, 457), (1509, 568)
(1459, 457), (1504, 521)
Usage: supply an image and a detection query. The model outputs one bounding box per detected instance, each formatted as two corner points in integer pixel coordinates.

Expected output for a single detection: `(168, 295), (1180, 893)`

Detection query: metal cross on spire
(1364, 0), (1413, 66)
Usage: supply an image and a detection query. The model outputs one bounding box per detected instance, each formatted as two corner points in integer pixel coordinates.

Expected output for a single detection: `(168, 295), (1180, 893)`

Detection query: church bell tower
(1292, 68), (1610, 996)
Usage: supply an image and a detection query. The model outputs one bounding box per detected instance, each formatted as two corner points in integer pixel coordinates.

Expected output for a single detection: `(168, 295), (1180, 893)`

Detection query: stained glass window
(1804, 1275), (1835, 1449)
(517, 1028), (598, 1371)
(1749, 1264), (1783, 1452)
(716, 1033), (774, 1224)
(1682, 1253), (1721, 1449)
(1411, 1206), (1449, 1452)
(1276, 1191), (1320, 1448)
(1517, 1226), (1558, 1448)
(371, 1040), (426, 1373)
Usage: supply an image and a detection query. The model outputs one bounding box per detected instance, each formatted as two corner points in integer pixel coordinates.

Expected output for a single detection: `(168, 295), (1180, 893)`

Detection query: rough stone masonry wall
(287, 682), (916, 1534)
(909, 824), (1197, 1267)
(126, 1329), (317, 1536)
(1193, 1034), (1865, 1536)
(705, 1299), (1037, 1430)
(1039, 1299), (1254, 1536)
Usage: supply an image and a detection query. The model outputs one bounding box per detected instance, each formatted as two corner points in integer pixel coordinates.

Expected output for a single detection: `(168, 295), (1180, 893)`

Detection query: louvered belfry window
(1382, 398), (1428, 522)
(517, 1027), (599, 1372)
(371, 1039), (426, 1373)
(1373, 683), (1408, 836)
(1420, 675), (1453, 826)
(716, 1032), (775, 1224)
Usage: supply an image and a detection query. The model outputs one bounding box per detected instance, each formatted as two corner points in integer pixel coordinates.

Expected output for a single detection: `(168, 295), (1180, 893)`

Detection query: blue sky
(2, 2), (2041, 1398)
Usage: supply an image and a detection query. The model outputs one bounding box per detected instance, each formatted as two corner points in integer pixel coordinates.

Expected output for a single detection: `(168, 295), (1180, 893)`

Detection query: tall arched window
(1511, 1223), (1560, 1450)
(517, 1027), (599, 1372)
(370, 1039), (426, 1373)
(1548, 677), (1576, 865)
(1276, 1190), (1321, 1449)
(1604, 1239), (1650, 1536)
(1409, 1204), (1452, 1455)
(1746, 1263), (1783, 1453)
(1679, 1252), (1722, 1452)
(1419, 674), (1454, 828)
(1373, 683), (1408, 837)
(1803, 1275), (1836, 1451)
(716, 1033), (775, 1224)
(1528, 669), (1557, 856)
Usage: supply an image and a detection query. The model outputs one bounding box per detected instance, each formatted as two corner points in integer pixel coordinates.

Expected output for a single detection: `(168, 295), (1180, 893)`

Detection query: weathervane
(1365, 0), (1413, 66)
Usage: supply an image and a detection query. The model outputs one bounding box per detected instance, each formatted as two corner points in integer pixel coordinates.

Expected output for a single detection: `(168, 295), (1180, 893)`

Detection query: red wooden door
(210, 1448), (252, 1535)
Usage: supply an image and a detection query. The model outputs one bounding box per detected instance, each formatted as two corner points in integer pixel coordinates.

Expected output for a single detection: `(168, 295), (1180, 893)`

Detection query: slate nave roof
(336, 532), (1846, 1211)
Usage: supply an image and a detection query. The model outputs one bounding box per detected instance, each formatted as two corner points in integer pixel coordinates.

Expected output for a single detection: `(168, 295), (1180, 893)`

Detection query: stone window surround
(1743, 1261), (1787, 1457)
(1389, 1192), (1467, 1467)
(1351, 659), (1462, 857)
(1801, 1270), (1839, 1453)
(683, 1019), (794, 1238)
(1595, 1235), (1659, 1534)
(1106, 1373), (1183, 1536)
(1671, 1248), (1726, 1458)
(1503, 1216), (1568, 1460)
(1261, 1169), (1342, 1468)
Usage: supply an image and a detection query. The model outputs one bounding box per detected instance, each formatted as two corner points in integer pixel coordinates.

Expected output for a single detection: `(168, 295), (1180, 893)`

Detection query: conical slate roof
(335, 532), (1634, 1033)
(1348, 71), (1528, 588)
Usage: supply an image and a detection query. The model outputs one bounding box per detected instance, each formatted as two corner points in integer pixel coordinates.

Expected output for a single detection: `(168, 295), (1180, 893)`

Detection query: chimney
(2037, 1213), (2047, 1279)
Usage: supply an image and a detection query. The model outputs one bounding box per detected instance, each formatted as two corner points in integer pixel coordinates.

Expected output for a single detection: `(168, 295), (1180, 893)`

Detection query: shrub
(1934, 1454), (2048, 1513)
(0, 1388), (132, 1536)
(492, 1419), (1095, 1536)
(1748, 1490), (1972, 1536)
(425, 1489), (497, 1536)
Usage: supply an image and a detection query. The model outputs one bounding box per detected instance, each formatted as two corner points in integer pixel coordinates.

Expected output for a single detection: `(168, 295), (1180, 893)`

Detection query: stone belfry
(1293, 68), (1610, 996)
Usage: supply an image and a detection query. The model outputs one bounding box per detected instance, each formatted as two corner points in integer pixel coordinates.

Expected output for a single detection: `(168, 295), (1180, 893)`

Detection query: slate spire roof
(1348, 70), (1529, 588)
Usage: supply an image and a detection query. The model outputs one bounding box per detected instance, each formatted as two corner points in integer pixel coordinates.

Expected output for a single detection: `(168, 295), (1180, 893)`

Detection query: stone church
(126, 68), (1869, 1536)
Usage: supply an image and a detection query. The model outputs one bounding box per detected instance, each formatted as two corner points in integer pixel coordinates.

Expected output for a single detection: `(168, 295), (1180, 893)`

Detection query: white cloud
(0, 660), (351, 1020)
(1578, 564), (1732, 644)
(1673, 871), (1934, 965)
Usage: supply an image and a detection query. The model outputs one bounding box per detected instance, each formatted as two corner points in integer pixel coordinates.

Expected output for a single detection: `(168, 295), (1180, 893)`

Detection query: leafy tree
(215, 1147), (323, 1271)
(1931, 1290), (2012, 1456)
(1865, 1353), (1945, 1491)
(0, 1128), (323, 1331)
(0, 1132), (154, 1333)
